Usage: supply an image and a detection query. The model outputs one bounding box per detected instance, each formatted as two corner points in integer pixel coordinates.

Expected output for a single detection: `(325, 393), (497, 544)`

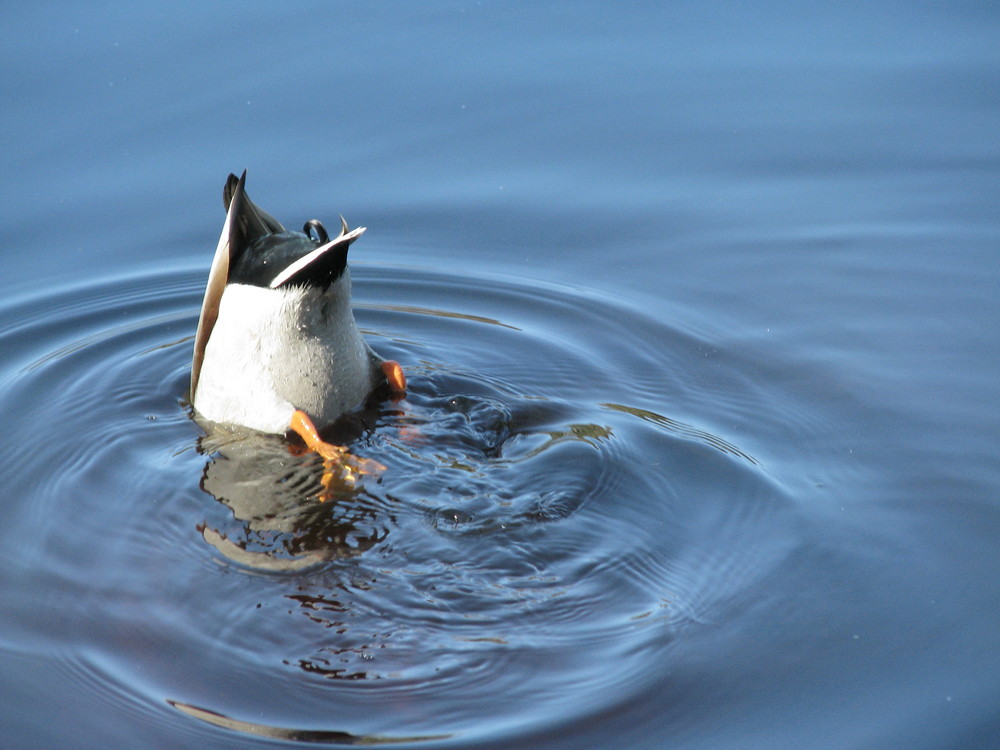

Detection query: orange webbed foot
(381, 360), (406, 396)
(288, 409), (385, 499)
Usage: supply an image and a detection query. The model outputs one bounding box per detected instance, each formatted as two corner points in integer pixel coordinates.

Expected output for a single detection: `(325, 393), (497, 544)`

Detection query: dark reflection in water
(197, 426), (389, 573)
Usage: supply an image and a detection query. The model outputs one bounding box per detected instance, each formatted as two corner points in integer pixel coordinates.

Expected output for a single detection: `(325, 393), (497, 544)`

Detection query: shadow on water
(0, 264), (786, 745)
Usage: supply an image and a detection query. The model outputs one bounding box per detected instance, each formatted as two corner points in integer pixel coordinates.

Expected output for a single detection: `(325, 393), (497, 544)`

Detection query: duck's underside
(190, 171), (406, 492)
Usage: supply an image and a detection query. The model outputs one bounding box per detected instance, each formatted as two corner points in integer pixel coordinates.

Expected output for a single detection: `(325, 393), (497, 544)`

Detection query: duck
(190, 171), (405, 467)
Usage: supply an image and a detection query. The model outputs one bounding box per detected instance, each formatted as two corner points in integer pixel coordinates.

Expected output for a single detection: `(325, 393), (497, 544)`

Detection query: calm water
(2, 3), (999, 748)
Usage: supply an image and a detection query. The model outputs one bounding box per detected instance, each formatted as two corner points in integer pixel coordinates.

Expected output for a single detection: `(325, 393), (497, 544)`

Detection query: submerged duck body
(191, 172), (404, 441)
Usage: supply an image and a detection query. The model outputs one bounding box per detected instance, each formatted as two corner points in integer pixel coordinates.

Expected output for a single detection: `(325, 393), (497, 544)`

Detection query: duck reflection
(195, 408), (390, 572)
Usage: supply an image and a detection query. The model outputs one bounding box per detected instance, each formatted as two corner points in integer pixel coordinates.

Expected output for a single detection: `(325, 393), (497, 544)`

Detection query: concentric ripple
(0, 262), (791, 744)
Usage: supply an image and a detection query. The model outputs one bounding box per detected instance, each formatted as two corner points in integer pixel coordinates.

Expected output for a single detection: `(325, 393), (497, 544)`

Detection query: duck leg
(288, 409), (385, 496)
(381, 360), (407, 394)
(288, 363), (406, 497)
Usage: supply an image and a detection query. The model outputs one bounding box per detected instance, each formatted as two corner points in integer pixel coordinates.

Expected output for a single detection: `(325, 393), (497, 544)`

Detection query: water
(2, 3), (999, 748)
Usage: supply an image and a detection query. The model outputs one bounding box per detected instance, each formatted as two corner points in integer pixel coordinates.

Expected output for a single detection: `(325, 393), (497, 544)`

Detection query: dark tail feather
(224, 171), (285, 246)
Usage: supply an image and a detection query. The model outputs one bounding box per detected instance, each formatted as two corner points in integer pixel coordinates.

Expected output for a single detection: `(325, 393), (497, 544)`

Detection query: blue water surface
(2, 2), (999, 749)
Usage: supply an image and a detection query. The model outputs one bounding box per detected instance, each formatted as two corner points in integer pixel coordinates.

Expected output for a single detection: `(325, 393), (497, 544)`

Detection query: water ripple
(0, 262), (790, 743)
